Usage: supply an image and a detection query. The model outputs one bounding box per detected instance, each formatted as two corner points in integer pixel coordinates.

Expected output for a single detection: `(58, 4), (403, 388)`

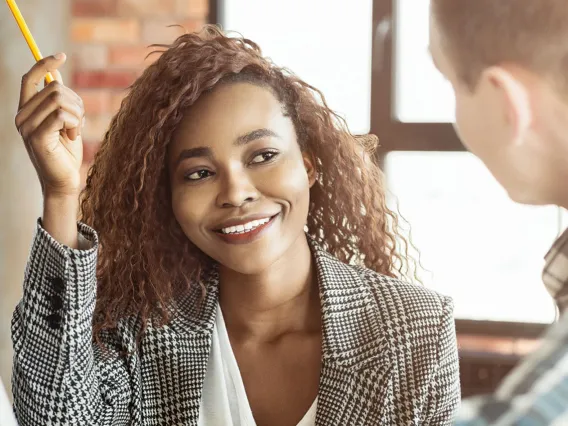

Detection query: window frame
(370, 0), (463, 152)
(372, 0), (550, 337)
(209, 0), (220, 25)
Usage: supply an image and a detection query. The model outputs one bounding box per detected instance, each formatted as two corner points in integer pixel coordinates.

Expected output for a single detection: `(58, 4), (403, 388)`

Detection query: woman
(11, 26), (459, 425)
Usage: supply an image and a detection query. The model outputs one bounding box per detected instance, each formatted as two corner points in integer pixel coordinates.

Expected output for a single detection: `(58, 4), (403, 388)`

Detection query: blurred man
(429, 0), (568, 424)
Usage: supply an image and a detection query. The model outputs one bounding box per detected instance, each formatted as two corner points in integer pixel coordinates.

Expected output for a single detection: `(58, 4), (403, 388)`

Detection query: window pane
(221, 0), (373, 134)
(386, 151), (558, 323)
(394, 0), (455, 123)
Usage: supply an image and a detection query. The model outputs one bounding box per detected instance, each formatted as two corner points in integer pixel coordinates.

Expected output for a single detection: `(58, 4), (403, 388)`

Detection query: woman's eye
(250, 151), (278, 164)
(185, 170), (213, 181)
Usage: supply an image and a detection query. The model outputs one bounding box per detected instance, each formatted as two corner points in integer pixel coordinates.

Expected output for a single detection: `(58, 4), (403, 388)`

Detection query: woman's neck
(218, 233), (320, 342)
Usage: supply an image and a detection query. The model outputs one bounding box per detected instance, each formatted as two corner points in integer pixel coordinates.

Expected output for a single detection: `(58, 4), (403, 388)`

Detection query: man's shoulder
(456, 315), (568, 425)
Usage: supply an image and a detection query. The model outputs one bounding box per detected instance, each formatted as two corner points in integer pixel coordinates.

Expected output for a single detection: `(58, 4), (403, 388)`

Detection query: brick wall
(70, 0), (209, 177)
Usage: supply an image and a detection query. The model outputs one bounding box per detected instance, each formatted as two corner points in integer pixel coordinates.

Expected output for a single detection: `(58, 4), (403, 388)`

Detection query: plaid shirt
(455, 228), (568, 426)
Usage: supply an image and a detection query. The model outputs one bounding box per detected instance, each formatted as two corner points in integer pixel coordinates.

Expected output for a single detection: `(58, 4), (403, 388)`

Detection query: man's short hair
(431, 0), (568, 93)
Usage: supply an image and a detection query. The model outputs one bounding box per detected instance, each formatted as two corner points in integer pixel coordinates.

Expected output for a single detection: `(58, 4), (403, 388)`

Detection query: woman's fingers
(16, 81), (82, 124)
(28, 109), (80, 150)
(19, 53), (67, 110)
(17, 88), (83, 141)
(15, 52), (84, 198)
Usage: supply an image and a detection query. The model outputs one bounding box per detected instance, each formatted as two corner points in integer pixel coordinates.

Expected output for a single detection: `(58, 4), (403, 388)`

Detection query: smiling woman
(168, 81), (315, 274)
(11, 26), (460, 425)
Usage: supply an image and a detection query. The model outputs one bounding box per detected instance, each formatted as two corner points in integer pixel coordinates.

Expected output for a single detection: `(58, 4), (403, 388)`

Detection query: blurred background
(1, 0), (564, 400)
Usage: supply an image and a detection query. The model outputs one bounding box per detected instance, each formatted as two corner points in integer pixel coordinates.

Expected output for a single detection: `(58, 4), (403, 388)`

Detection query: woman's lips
(214, 214), (278, 245)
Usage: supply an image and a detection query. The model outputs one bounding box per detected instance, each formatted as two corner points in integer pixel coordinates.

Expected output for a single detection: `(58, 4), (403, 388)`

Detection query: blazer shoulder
(354, 265), (454, 319)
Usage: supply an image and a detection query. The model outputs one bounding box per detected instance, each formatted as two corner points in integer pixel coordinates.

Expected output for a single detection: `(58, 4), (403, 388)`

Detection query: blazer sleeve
(11, 220), (132, 426)
(423, 295), (461, 425)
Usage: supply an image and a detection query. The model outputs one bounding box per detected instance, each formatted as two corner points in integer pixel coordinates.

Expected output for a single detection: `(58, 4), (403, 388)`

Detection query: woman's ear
(302, 152), (317, 188)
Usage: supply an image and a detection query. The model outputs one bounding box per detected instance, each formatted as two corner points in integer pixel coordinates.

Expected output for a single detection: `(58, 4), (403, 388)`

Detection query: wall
(0, 0), (70, 398)
(70, 0), (208, 168)
(0, 0), (208, 399)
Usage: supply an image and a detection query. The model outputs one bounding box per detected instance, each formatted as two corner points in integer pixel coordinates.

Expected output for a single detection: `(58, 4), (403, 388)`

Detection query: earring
(304, 224), (309, 232)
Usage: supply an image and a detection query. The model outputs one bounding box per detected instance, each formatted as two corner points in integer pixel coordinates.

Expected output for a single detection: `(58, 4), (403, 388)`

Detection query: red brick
(72, 0), (116, 17)
(82, 114), (113, 142)
(175, 0), (208, 18)
(73, 70), (138, 89)
(135, 68), (147, 79)
(183, 19), (205, 34)
(71, 19), (140, 44)
(110, 91), (128, 113)
(141, 19), (205, 44)
(108, 45), (162, 67)
(117, 0), (176, 16)
(72, 45), (108, 70)
(81, 142), (101, 166)
(76, 90), (111, 115)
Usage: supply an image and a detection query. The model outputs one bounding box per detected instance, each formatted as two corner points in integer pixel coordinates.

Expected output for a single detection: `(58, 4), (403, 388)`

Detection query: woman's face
(168, 82), (316, 275)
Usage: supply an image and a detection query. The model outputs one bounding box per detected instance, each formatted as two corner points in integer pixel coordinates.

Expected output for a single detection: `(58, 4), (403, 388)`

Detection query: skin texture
(429, 13), (568, 209)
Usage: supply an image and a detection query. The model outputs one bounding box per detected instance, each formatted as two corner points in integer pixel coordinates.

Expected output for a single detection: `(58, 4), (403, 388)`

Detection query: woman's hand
(15, 53), (86, 248)
(15, 53), (84, 199)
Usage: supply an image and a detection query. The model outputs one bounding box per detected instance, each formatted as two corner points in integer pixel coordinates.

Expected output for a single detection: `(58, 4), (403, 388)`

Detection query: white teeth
(220, 217), (272, 234)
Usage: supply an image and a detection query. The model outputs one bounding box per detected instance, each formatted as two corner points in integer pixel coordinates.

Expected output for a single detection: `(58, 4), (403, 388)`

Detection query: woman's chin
(217, 254), (275, 276)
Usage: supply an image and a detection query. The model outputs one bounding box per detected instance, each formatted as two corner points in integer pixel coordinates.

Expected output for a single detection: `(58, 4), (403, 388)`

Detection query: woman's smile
(213, 212), (281, 245)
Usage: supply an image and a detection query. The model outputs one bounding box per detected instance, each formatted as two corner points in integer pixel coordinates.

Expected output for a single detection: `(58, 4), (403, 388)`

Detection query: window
(376, 0), (560, 326)
(393, 0), (455, 122)
(218, 0), (373, 134)
(386, 151), (559, 323)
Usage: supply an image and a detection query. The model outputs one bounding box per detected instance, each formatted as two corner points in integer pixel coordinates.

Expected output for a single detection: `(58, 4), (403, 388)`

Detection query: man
(428, 0), (568, 424)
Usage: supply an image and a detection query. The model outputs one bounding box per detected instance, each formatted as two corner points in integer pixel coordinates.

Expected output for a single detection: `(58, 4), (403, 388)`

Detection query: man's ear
(302, 152), (317, 188)
(481, 66), (533, 146)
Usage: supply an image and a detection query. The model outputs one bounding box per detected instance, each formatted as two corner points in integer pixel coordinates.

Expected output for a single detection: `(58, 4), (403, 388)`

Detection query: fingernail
(54, 53), (65, 60)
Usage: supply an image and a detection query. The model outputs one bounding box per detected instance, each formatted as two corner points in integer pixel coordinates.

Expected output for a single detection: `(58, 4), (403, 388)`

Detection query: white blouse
(0, 379), (18, 426)
(198, 304), (317, 426)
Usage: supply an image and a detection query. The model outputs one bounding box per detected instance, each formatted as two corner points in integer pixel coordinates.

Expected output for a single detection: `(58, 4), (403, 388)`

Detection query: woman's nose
(216, 170), (260, 208)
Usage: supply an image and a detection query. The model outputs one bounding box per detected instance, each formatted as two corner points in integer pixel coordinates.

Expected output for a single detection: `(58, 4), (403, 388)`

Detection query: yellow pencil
(5, 0), (54, 83)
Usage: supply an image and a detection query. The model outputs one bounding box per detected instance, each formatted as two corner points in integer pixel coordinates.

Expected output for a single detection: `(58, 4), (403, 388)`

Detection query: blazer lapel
(310, 241), (395, 425)
(140, 244), (395, 425)
(140, 269), (220, 426)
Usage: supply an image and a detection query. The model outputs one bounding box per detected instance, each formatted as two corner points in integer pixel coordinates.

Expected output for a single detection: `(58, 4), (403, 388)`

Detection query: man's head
(429, 0), (568, 207)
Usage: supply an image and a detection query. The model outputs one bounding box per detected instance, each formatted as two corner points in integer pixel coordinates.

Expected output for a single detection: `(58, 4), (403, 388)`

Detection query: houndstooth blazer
(11, 222), (460, 425)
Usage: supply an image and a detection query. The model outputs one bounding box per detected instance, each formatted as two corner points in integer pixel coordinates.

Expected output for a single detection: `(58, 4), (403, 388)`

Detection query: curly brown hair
(81, 25), (416, 339)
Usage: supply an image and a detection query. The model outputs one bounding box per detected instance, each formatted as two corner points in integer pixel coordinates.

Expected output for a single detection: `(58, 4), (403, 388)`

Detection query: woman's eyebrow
(234, 128), (280, 146)
(175, 147), (212, 167)
(174, 128), (279, 167)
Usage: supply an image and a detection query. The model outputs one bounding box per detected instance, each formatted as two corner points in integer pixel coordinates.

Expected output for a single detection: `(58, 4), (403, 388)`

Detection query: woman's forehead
(173, 83), (291, 147)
